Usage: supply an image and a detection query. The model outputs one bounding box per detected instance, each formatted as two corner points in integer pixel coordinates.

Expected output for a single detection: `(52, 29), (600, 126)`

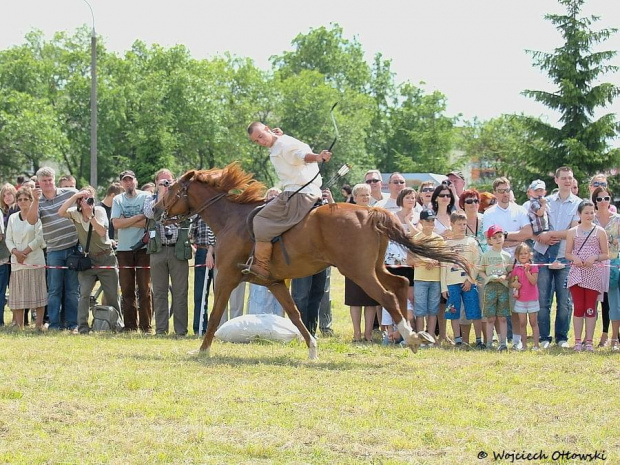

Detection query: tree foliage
(522, 0), (620, 182)
(0, 23), (459, 191)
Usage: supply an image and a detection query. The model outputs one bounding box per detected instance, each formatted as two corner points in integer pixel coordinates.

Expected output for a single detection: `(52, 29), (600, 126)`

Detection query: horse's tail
(368, 208), (469, 271)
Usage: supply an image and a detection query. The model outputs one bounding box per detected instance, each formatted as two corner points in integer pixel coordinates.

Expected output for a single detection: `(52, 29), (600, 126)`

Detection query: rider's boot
(241, 241), (273, 280)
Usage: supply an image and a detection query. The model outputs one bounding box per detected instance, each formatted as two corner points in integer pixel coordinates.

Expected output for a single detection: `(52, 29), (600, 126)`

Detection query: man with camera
(111, 170), (153, 332)
(144, 169), (191, 336)
(58, 187), (120, 334)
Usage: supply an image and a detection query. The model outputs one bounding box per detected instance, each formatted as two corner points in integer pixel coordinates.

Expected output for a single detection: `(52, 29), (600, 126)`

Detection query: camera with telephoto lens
(159, 179), (171, 188)
(164, 225), (173, 240)
(86, 197), (94, 206)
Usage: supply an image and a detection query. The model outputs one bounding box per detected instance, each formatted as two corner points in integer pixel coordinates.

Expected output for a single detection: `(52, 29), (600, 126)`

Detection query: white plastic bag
(214, 314), (302, 343)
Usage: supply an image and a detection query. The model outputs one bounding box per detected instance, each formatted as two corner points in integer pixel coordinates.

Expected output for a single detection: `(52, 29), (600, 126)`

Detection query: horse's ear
(179, 170), (195, 182)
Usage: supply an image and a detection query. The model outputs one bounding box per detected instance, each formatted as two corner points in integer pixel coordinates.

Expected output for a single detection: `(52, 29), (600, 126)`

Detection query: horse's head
(153, 170), (195, 222)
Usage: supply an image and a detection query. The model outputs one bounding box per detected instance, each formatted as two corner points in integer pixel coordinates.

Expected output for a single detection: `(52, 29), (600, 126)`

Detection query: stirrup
(239, 254), (255, 275)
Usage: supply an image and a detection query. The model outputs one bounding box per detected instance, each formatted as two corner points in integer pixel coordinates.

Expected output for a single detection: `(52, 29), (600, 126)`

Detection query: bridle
(161, 178), (227, 223)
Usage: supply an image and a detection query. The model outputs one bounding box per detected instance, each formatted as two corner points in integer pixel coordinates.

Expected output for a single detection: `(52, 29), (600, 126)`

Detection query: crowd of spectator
(353, 166), (615, 352)
(0, 164), (617, 354)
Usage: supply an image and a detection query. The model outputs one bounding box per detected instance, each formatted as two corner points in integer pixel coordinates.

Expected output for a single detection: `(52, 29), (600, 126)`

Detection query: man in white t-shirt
(376, 172), (406, 213)
(482, 176), (532, 349)
(364, 169), (388, 206)
(245, 122), (332, 280)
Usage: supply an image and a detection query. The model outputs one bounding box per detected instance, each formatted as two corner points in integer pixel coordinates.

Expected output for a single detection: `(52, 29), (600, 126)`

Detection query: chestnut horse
(154, 163), (465, 359)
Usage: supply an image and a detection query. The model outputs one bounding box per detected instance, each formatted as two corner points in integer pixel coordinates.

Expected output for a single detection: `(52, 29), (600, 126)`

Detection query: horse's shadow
(118, 347), (390, 371)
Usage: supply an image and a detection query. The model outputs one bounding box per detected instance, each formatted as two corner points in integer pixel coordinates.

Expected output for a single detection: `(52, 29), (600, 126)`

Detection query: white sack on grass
(215, 314), (302, 343)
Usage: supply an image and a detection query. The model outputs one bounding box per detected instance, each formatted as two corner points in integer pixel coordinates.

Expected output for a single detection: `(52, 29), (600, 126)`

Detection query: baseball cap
(420, 209), (436, 221)
(529, 179), (545, 191)
(486, 224), (505, 239)
(119, 170), (136, 180)
(446, 170), (465, 181)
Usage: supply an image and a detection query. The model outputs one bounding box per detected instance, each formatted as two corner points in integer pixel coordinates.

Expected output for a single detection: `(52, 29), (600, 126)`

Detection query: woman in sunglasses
(478, 192), (497, 213)
(417, 181), (435, 211)
(589, 175), (617, 214)
(459, 189), (487, 252)
(592, 186), (620, 349)
(431, 184), (455, 240)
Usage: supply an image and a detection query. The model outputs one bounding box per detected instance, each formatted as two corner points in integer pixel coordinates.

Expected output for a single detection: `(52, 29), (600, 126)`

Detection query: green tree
(0, 90), (67, 180)
(457, 115), (546, 202)
(386, 83), (456, 174)
(522, 0), (620, 181)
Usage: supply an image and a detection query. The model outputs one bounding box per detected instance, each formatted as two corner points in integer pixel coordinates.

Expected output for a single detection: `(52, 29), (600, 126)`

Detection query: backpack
(92, 305), (124, 332)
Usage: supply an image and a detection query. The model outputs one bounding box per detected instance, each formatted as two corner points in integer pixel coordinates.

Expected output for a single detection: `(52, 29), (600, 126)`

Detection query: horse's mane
(192, 162), (266, 204)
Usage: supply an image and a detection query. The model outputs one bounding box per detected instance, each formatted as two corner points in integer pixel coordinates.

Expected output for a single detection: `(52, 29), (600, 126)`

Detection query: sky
(1, 0), (619, 145)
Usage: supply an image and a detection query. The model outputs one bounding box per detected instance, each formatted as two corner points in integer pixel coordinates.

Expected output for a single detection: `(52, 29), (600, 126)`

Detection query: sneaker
(541, 341), (550, 349)
(558, 341), (570, 349)
(531, 346), (540, 351)
(585, 343), (594, 352)
(612, 344), (619, 352)
(574, 342), (582, 352)
(497, 344), (508, 352)
(476, 341), (486, 350)
(512, 341), (523, 351)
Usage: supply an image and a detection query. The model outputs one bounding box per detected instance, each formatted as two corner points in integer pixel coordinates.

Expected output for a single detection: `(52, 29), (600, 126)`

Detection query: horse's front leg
(269, 281), (318, 360)
(198, 268), (241, 356)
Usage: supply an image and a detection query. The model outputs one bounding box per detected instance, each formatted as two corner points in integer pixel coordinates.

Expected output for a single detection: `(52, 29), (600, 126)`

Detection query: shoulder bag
(67, 223), (93, 271)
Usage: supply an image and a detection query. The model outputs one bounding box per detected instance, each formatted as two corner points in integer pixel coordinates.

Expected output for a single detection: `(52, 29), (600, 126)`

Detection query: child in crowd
(565, 200), (609, 352)
(526, 179), (559, 262)
(441, 212), (483, 348)
(479, 225), (512, 351)
(509, 242), (540, 351)
(410, 209), (443, 346)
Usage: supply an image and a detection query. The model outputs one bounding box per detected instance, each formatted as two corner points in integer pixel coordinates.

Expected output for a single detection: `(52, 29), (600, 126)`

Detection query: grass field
(1, 269), (619, 464)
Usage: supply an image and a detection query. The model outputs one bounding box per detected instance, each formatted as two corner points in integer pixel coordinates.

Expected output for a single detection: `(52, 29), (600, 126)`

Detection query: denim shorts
(445, 283), (481, 320)
(413, 280), (441, 317)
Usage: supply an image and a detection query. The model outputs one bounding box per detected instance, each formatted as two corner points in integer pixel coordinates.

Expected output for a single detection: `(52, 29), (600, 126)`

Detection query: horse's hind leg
(373, 267), (431, 353)
(269, 281), (318, 360)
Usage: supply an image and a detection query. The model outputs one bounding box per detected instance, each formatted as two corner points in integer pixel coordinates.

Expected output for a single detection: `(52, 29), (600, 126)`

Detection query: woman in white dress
(5, 187), (47, 329)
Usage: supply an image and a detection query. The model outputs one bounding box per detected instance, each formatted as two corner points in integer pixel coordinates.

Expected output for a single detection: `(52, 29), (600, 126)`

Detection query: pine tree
(522, 0), (620, 181)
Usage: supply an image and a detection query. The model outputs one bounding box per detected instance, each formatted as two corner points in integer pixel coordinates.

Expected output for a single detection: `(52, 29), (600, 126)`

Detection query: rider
(243, 122), (332, 280)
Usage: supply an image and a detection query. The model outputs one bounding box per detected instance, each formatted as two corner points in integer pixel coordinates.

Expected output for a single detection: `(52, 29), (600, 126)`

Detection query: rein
(163, 180), (227, 223)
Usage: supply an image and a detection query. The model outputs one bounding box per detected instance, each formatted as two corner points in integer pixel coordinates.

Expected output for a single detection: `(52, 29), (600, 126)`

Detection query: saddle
(245, 198), (325, 266)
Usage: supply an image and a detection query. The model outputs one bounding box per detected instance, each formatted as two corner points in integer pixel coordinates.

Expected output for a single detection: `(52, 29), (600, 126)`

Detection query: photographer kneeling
(59, 187), (121, 334)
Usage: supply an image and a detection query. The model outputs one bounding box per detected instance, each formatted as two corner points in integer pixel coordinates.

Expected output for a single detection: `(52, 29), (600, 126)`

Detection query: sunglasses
(488, 199), (497, 205)
(495, 188), (511, 194)
(391, 181), (405, 185)
(365, 179), (381, 184)
(421, 187), (435, 193)
(437, 194), (452, 198)
(596, 196), (611, 202)
(592, 181), (607, 188)
(464, 198), (479, 204)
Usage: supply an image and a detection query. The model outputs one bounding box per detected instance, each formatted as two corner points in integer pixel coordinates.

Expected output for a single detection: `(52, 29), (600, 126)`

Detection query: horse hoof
(405, 333), (421, 354)
(196, 348), (210, 358)
(417, 331), (435, 345)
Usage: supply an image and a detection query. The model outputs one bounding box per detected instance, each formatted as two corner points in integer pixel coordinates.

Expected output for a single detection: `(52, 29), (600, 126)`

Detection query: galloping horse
(154, 163), (465, 359)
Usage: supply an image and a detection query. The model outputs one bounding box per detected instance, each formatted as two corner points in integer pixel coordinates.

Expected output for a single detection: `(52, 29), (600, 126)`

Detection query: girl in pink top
(510, 243), (540, 350)
(566, 200), (609, 352)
